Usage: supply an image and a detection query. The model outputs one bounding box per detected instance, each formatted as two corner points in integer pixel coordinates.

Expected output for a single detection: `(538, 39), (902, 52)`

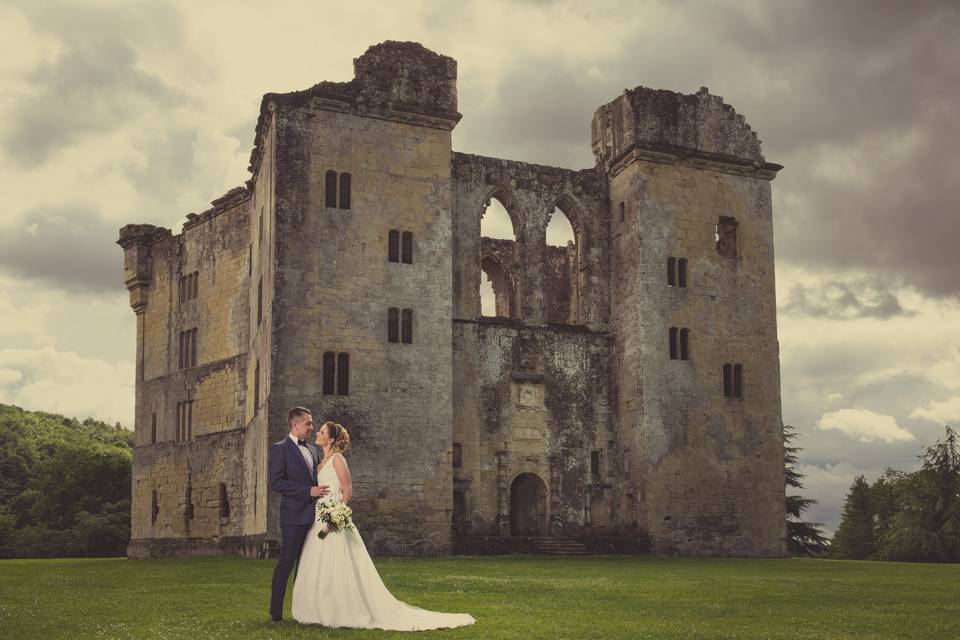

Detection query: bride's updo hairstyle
(322, 421), (350, 454)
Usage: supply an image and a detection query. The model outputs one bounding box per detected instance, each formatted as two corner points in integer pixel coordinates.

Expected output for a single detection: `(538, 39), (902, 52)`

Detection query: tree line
(0, 403), (132, 558)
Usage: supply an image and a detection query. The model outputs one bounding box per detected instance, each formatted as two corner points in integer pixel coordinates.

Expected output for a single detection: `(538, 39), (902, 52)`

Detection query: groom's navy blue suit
(268, 435), (320, 620)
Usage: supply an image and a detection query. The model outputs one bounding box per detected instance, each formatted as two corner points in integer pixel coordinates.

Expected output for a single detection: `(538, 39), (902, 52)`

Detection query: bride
(291, 421), (476, 630)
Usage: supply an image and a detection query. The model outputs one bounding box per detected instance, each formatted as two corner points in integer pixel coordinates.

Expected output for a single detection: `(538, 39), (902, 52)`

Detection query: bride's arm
(332, 453), (352, 503)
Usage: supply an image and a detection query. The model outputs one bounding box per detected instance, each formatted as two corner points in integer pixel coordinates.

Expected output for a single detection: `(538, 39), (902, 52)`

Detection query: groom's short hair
(288, 406), (312, 424)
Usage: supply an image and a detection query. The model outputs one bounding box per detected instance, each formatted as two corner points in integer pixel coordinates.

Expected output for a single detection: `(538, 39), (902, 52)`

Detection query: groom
(268, 406), (329, 622)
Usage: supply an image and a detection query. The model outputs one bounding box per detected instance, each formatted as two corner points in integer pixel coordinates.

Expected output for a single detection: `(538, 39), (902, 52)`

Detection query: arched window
(339, 173), (351, 209)
(336, 353), (349, 396)
(679, 328), (690, 361)
(401, 309), (413, 344)
(322, 352), (335, 395)
(388, 307), (399, 343)
(667, 257), (676, 286)
(388, 230), (400, 263)
(401, 231), (413, 264)
(669, 327), (678, 360)
(723, 363), (733, 397)
(325, 171), (338, 208)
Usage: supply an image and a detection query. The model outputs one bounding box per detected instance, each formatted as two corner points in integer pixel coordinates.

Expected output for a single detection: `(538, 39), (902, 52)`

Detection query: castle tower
(593, 87), (786, 555)
(255, 42), (461, 553)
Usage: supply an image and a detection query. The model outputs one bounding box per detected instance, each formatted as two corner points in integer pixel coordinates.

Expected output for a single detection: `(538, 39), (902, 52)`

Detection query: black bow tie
(297, 439), (308, 447)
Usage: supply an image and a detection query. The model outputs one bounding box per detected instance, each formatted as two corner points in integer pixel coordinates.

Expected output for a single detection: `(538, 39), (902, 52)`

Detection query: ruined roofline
(452, 151), (597, 180)
(592, 85), (783, 176)
(116, 185), (250, 248)
(247, 41), (462, 178)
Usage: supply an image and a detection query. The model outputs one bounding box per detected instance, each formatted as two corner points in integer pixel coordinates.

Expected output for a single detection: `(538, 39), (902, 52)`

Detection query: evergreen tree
(879, 426), (960, 562)
(783, 424), (829, 555)
(830, 475), (876, 559)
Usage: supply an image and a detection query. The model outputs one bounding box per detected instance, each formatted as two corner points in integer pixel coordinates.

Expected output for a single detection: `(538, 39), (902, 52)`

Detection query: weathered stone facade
(119, 41), (786, 558)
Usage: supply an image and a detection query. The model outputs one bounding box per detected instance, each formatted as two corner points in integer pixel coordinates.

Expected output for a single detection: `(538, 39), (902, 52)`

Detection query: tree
(878, 426), (960, 562)
(831, 475), (876, 559)
(783, 424), (829, 555)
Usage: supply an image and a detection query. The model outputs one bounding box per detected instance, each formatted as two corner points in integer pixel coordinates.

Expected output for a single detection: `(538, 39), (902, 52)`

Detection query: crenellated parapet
(592, 86), (782, 179)
(116, 224), (171, 314)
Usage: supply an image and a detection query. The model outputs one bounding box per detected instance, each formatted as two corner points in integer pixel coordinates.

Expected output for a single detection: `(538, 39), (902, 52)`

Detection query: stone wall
(119, 41), (786, 559)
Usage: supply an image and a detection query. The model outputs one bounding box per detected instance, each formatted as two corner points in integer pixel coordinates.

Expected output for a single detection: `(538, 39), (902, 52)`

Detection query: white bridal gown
(291, 453), (476, 630)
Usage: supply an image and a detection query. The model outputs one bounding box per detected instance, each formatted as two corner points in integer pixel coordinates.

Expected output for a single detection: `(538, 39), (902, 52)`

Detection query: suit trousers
(270, 523), (312, 618)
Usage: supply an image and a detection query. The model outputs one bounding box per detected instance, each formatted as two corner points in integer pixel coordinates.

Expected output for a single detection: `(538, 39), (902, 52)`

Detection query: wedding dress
(291, 453), (476, 630)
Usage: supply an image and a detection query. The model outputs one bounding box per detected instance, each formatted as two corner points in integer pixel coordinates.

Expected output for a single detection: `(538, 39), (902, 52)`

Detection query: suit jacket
(268, 436), (319, 528)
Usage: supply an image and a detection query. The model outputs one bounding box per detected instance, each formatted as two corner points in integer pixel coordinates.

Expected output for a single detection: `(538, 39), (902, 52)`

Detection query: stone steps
(532, 537), (592, 556)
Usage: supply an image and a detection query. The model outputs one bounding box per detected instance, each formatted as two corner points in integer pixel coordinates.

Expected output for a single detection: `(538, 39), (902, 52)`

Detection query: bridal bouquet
(315, 498), (355, 539)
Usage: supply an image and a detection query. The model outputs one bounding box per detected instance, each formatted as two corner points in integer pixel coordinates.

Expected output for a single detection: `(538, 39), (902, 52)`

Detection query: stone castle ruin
(118, 41), (786, 558)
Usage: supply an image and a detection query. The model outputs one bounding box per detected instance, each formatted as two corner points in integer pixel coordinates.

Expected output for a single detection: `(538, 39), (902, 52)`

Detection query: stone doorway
(510, 473), (547, 536)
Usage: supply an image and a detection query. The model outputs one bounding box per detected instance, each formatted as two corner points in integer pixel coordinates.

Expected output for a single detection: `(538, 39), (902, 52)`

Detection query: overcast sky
(1, 0), (958, 533)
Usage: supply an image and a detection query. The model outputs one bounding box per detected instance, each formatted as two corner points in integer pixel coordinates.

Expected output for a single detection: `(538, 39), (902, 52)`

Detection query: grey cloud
(0, 206), (124, 293)
(453, 1), (960, 297)
(781, 278), (913, 320)
(123, 127), (198, 194)
(1, 1), (187, 167)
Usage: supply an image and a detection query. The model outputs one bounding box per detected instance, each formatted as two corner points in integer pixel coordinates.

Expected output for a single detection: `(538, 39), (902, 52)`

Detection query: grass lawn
(0, 555), (957, 639)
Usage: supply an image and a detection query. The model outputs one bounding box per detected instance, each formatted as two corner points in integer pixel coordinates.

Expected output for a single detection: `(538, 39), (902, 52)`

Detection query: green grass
(0, 555), (957, 639)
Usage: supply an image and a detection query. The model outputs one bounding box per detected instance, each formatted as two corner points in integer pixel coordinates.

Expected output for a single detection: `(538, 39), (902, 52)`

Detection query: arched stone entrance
(510, 473), (547, 536)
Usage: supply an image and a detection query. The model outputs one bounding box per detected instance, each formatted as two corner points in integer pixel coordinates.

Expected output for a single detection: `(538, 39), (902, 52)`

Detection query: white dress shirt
(289, 433), (314, 472)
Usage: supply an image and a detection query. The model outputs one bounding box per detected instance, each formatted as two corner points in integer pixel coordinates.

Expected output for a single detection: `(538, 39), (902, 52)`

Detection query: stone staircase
(532, 537), (591, 556)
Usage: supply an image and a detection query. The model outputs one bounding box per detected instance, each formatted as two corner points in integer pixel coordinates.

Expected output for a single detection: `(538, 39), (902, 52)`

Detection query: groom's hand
(310, 485), (330, 498)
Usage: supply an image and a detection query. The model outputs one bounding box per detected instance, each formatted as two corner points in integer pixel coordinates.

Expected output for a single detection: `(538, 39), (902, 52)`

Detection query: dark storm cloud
(781, 277), (913, 320)
(1, 1), (186, 167)
(0, 206), (123, 293)
(455, 1), (960, 297)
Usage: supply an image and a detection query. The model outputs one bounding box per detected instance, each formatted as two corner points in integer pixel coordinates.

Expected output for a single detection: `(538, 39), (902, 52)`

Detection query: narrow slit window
(723, 363), (733, 397)
(151, 413), (157, 445)
(325, 171), (338, 208)
(191, 272), (199, 299)
(679, 328), (690, 361)
(734, 364), (744, 399)
(257, 278), (263, 326)
(254, 360), (261, 409)
(452, 443), (462, 468)
(388, 230), (400, 263)
(175, 402), (181, 441)
(336, 353), (349, 396)
(619, 202), (625, 224)
(184, 485), (193, 521)
(322, 352), (335, 395)
(151, 490), (159, 524)
(401, 309), (413, 344)
(339, 172), (351, 209)
(219, 483), (230, 518)
(187, 400), (193, 440)
(669, 327), (678, 360)
(667, 257), (676, 286)
(401, 231), (413, 264)
(388, 307), (399, 343)
(591, 450), (601, 476)
(678, 258), (688, 288)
